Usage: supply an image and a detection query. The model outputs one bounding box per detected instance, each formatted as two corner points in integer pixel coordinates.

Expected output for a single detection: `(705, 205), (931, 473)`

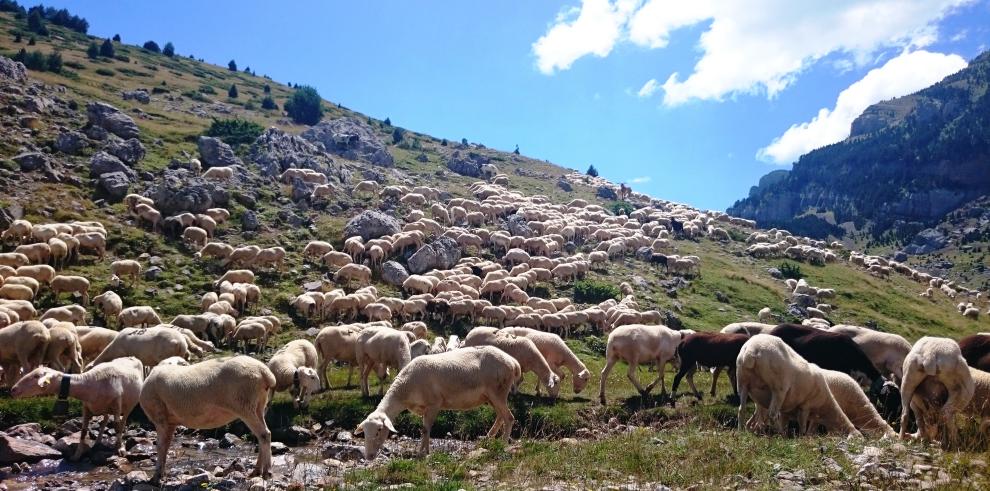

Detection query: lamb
(356, 346), (520, 458)
(202, 166), (236, 180)
(140, 356), (275, 484)
(315, 324), (362, 388)
(0, 321), (50, 386)
(50, 275), (90, 305)
(670, 331), (749, 399)
(87, 327), (190, 369)
(92, 291), (123, 327)
(819, 368), (896, 437)
(736, 334), (860, 436)
(110, 260), (142, 286)
(44, 322), (84, 373)
(599, 324), (687, 404)
(464, 327), (560, 399)
(500, 327), (591, 395)
(266, 340), (321, 408)
(11, 357), (144, 460)
(354, 326), (412, 397)
(898, 336), (974, 445)
(117, 306), (162, 328)
(827, 324), (912, 383)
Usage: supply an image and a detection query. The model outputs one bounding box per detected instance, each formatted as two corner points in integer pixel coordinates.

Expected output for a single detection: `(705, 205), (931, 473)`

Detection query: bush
(26, 9), (47, 35)
(587, 164), (599, 177)
(64, 60), (84, 70)
(392, 127), (405, 144)
(113, 54), (129, 63)
(610, 201), (635, 216)
(27, 35), (35, 45)
(227, 84), (238, 98)
(260, 95), (277, 110)
(263, 84), (271, 94)
(198, 84), (216, 94)
(95, 67), (114, 77)
(162, 42), (174, 57)
(228, 59), (237, 71)
(205, 118), (264, 146)
(112, 33), (120, 42)
(284, 85), (323, 125)
(86, 41), (98, 59)
(142, 40), (160, 52)
(13, 32), (21, 43)
(778, 261), (803, 280)
(45, 50), (61, 73)
(99, 38), (114, 58)
(573, 279), (620, 304)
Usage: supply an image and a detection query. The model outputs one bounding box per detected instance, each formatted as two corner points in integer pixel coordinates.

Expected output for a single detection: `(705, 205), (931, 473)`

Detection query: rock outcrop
(198, 136), (243, 168)
(248, 127), (347, 182)
(342, 210), (401, 241)
(145, 169), (230, 214)
(86, 102), (140, 139)
(301, 117), (393, 167)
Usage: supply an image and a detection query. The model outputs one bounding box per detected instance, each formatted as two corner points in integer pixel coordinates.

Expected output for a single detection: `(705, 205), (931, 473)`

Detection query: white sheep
(818, 368), (896, 437)
(110, 260), (142, 286)
(757, 307), (773, 323)
(44, 322), (84, 373)
(898, 336), (974, 445)
(355, 326), (411, 397)
(87, 327), (190, 369)
(140, 356), (275, 484)
(267, 339), (321, 408)
(50, 275), (91, 305)
(93, 291), (123, 327)
(598, 324), (686, 404)
(827, 324), (911, 383)
(315, 324), (362, 388)
(0, 321), (50, 386)
(501, 326), (591, 395)
(117, 306), (163, 328)
(356, 346), (520, 458)
(11, 357), (143, 460)
(202, 166), (236, 180)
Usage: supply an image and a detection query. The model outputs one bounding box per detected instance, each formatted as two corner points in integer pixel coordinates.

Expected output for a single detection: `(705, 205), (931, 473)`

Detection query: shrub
(13, 32), (21, 43)
(198, 84), (216, 94)
(513, 144), (520, 155)
(260, 95), (277, 110)
(99, 38), (114, 58)
(95, 67), (114, 77)
(392, 127), (405, 144)
(86, 41), (98, 59)
(441, 138), (448, 146)
(227, 84), (238, 98)
(162, 42), (174, 57)
(384, 117), (392, 126)
(64, 60), (84, 70)
(778, 261), (803, 280)
(610, 201), (635, 216)
(573, 279), (620, 304)
(45, 50), (61, 73)
(142, 40), (160, 53)
(205, 118), (264, 146)
(26, 9), (47, 35)
(27, 35), (35, 45)
(284, 85), (323, 125)
(228, 59), (237, 71)
(112, 33), (120, 42)
(587, 164), (599, 177)
(113, 54), (129, 63)
(461, 138), (468, 145)
(263, 84), (271, 94)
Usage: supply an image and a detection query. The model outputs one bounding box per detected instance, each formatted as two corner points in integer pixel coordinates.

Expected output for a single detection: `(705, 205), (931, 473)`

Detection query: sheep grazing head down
(10, 367), (61, 398)
(574, 369), (591, 394)
(355, 410), (397, 459)
(293, 367), (321, 409)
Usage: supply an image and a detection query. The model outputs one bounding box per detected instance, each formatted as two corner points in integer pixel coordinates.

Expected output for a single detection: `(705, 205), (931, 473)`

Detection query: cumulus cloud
(531, 0), (640, 75)
(757, 50), (967, 165)
(629, 176), (651, 183)
(532, 0), (973, 104)
(637, 78), (660, 97)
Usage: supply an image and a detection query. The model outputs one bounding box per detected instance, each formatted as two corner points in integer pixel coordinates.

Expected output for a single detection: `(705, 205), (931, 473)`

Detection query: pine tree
(99, 38), (114, 58)
(384, 117), (391, 126)
(13, 32), (21, 43)
(228, 84), (238, 98)
(162, 42), (174, 57)
(142, 40), (160, 52)
(263, 84), (271, 94)
(86, 41), (99, 59)
(228, 59), (237, 71)
(513, 144), (520, 155)
(586, 165), (598, 177)
(112, 33), (121, 42)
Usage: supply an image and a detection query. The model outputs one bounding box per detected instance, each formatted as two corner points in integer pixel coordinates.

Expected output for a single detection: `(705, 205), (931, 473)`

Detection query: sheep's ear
(37, 372), (54, 388)
(383, 416), (397, 434)
(353, 425), (363, 435)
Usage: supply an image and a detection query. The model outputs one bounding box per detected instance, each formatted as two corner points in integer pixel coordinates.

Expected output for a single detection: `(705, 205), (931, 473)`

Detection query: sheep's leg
(709, 366), (722, 398)
(346, 364), (354, 388)
(644, 358), (667, 396)
(359, 363), (373, 397)
(318, 358), (330, 390)
(376, 365), (388, 396)
(243, 402), (273, 479)
(489, 397), (515, 441)
(150, 424), (176, 485)
(599, 356), (617, 404)
(419, 407), (439, 457)
(797, 407), (811, 436)
(737, 381), (749, 431)
(898, 370), (923, 440)
(71, 407), (92, 461)
(95, 413), (109, 445)
(728, 367), (739, 397)
(114, 403), (126, 456)
(768, 388), (786, 434)
(626, 361), (649, 396)
(941, 381), (970, 448)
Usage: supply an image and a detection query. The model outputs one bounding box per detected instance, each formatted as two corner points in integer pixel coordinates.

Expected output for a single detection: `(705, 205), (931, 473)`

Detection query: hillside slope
(729, 51), (990, 242)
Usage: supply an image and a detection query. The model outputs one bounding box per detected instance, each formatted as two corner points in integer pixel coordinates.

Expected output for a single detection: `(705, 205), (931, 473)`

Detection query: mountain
(728, 51), (990, 242)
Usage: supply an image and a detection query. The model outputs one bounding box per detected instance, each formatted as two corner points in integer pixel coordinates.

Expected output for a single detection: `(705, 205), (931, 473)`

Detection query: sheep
(908, 367), (990, 441)
(599, 324), (687, 404)
(40, 304), (87, 325)
(757, 307), (773, 323)
(769, 323), (886, 391)
(92, 291), (123, 327)
(117, 306), (162, 328)
(134, 204), (162, 232)
(266, 340), (321, 408)
(736, 334), (860, 436)
(48, 237), (68, 270)
(253, 246), (286, 271)
(75, 326), (118, 364)
(140, 356), (275, 484)
(464, 327), (560, 398)
(958, 334), (990, 371)
(0, 283), (34, 301)
(500, 326), (591, 394)
(964, 307), (980, 320)
(50, 275), (90, 306)
(202, 166), (236, 180)
(195, 242), (234, 261)
(87, 327), (190, 369)
(194, 214), (217, 237)
(355, 327), (411, 397)
(828, 324), (912, 383)
(0, 300), (35, 321)
(15, 243), (51, 264)
(227, 321), (268, 353)
(0, 321), (50, 386)
(898, 336), (974, 445)
(74, 232), (107, 259)
(11, 357), (144, 460)
(315, 324), (362, 388)
(110, 260), (142, 286)
(719, 322), (776, 336)
(222, 246), (261, 268)
(180, 226), (208, 249)
(16, 264), (56, 284)
(0, 252), (29, 268)
(1, 220), (32, 244)
(819, 368), (896, 437)
(352, 180), (380, 196)
(336, 263), (372, 288)
(215, 269), (255, 287)
(204, 207), (230, 224)
(400, 321), (428, 339)
(44, 323), (84, 373)
(303, 240), (334, 261)
(356, 346), (520, 458)
(670, 331), (749, 399)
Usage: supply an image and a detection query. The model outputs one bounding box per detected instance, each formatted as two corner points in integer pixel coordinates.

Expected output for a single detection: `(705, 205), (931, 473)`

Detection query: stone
(197, 136), (243, 169)
(597, 185), (618, 200)
(408, 236), (461, 274)
(0, 433), (62, 465)
(248, 127), (347, 181)
(121, 89), (150, 104)
(635, 246), (653, 261)
(0, 56), (27, 83)
(241, 210), (259, 232)
(893, 251), (908, 262)
(12, 151), (49, 172)
(98, 172), (132, 202)
(343, 210), (402, 241)
(557, 179), (573, 192)
(144, 266), (163, 280)
(90, 151), (136, 179)
(505, 213), (533, 237)
(445, 150), (488, 177)
(144, 168), (229, 214)
(19, 115), (41, 129)
(903, 228), (949, 255)
(270, 441), (289, 455)
(381, 261), (409, 287)
(86, 102), (140, 139)
(767, 267), (783, 279)
(289, 179), (314, 202)
(55, 131), (88, 155)
(182, 471), (211, 488)
(301, 117), (393, 167)
(106, 138), (146, 165)
(274, 426), (315, 446)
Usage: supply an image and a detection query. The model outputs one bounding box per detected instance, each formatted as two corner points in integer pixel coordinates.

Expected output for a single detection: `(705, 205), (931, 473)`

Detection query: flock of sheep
(1, 172), (990, 486)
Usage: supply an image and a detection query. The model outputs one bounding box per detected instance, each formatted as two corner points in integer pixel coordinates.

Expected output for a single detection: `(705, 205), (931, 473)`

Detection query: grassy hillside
(0, 9), (988, 490)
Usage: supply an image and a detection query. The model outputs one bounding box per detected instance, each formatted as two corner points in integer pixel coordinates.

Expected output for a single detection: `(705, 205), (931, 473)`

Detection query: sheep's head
(573, 369), (591, 394)
(546, 374), (561, 398)
(293, 367), (321, 409)
(355, 410), (396, 459)
(159, 356), (189, 367)
(11, 367), (60, 398)
(108, 275), (121, 288)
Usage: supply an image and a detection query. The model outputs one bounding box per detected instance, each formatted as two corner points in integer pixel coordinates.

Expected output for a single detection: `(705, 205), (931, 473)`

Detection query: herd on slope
(3, 158), (990, 484)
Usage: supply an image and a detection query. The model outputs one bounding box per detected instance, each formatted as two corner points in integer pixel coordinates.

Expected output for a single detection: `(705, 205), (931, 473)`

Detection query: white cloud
(637, 78), (660, 97)
(532, 0), (973, 104)
(531, 0), (641, 75)
(757, 50), (967, 165)
(630, 176), (651, 183)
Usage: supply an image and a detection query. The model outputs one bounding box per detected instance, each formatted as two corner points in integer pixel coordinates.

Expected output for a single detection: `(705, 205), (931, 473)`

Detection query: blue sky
(47, 1), (990, 211)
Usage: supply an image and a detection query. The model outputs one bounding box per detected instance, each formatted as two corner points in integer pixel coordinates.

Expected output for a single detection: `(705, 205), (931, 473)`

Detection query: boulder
(90, 151), (136, 179)
(408, 236), (461, 274)
(248, 127), (347, 181)
(301, 117), (393, 167)
(98, 171), (131, 202)
(55, 130), (88, 155)
(289, 179), (315, 202)
(445, 151), (488, 177)
(557, 179), (573, 192)
(381, 261), (409, 287)
(0, 55), (27, 82)
(893, 251), (909, 263)
(506, 213), (533, 237)
(84, 124), (109, 141)
(596, 185), (618, 200)
(0, 433), (62, 465)
(197, 136), (243, 169)
(12, 151), (50, 172)
(86, 102), (140, 139)
(121, 89), (150, 104)
(903, 228), (949, 255)
(144, 169), (229, 214)
(241, 210), (259, 232)
(106, 138), (146, 165)
(342, 210), (401, 241)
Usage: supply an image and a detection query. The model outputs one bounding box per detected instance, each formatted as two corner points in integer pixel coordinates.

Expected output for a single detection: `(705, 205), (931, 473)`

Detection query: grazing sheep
(757, 307), (773, 323)
(828, 324), (912, 383)
(464, 327), (561, 399)
(898, 337), (974, 445)
(908, 367), (990, 441)
(50, 275), (91, 306)
(195, 242), (234, 261)
(215, 269), (255, 287)
(74, 232), (107, 259)
(0, 321), (50, 386)
(140, 356), (275, 484)
(110, 260), (142, 286)
(720, 322), (776, 336)
(0, 283), (34, 301)
(11, 357), (144, 460)
(400, 321), (428, 339)
(770, 324), (885, 389)
(44, 323), (84, 373)
(15, 243), (51, 264)
(599, 324), (687, 404)
(16, 264), (56, 284)
(117, 306), (163, 328)
(202, 166), (236, 180)
(671, 331), (749, 399)
(75, 326), (118, 364)
(819, 369), (896, 437)
(501, 326), (591, 394)
(92, 291), (123, 327)
(267, 340), (320, 408)
(355, 327), (412, 397)
(958, 334), (990, 372)
(227, 321), (268, 353)
(6, 277), (42, 297)
(356, 346), (520, 458)
(303, 241), (334, 261)
(736, 334), (860, 436)
(87, 327), (190, 369)
(315, 324), (362, 388)
(336, 263), (372, 288)
(40, 305), (87, 325)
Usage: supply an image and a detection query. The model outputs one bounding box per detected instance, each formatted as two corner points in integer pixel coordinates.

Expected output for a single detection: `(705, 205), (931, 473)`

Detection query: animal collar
(58, 375), (72, 400)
